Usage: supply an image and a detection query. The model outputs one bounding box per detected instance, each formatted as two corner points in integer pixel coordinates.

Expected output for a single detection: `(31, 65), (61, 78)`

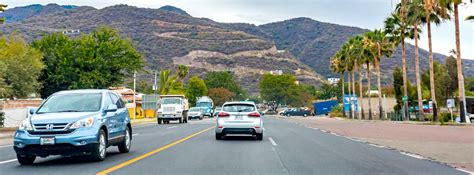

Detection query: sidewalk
(0, 118), (157, 146)
(276, 116), (474, 172)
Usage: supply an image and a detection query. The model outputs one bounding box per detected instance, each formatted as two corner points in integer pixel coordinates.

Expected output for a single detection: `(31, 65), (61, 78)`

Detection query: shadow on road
(23, 151), (123, 166)
(220, 135), (259, 141)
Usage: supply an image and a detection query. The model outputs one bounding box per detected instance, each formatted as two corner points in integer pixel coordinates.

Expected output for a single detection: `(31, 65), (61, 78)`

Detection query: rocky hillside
(1, 4), (472, 91)
(0, 4), (324, 94)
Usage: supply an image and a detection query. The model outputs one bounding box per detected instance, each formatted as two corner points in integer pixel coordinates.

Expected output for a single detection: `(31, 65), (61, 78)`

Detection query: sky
(3, 0), (474, 59)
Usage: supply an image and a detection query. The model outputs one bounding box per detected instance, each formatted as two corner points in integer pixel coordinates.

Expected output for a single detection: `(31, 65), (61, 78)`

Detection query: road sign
(447, 99), (455, 109)
(402, 96), (408, 102)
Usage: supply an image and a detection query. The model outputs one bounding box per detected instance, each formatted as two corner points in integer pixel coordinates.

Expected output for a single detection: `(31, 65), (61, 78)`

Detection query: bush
(329, 105), (343, 118)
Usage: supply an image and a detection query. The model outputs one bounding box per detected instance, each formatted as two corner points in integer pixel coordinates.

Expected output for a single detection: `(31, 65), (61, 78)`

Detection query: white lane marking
(167, 126), (178, 129)
(456, 168), (473, 174)
(263, 127), (265, 131)
(368, 143), (387, 148)
(269, 137), (277, 146)
(399, 152), (425, 160)
(0, 159), (17, 164)
(0, 144), (13, 149)
(132, 133), (139, 137)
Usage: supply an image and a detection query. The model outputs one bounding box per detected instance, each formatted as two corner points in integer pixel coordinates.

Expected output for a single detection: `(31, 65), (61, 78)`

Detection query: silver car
(215, 102), (263, 140)
(188, 107), (204, 120)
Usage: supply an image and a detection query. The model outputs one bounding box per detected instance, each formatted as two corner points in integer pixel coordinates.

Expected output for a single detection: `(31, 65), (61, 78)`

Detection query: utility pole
(133, 71), (136, 120)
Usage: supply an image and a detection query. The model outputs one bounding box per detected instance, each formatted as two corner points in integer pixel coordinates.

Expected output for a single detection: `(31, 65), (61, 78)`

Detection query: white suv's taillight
(218, 112), (230, 117)
(248, 112), (260, 118)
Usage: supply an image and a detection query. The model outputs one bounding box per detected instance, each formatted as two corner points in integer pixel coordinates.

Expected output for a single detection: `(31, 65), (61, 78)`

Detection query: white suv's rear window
(223, 104), (255, 112)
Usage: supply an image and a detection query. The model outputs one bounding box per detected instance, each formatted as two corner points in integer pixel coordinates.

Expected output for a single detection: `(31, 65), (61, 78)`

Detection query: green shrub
(329, 105), (343, 118)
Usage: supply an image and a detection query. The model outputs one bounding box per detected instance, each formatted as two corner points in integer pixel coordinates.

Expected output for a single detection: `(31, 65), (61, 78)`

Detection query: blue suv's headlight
(18, 119), (33, 131)
(69, 117), (94, 129)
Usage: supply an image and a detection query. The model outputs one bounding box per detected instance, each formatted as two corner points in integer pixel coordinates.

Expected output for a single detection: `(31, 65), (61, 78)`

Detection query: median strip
(96, 126), (214, 175)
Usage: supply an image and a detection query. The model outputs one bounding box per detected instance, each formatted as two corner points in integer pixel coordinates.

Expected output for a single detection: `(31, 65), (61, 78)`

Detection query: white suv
(215, 102), (263, 140)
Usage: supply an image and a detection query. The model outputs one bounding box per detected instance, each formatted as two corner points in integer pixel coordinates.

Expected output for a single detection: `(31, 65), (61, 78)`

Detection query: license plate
(40, 137), (55, 145)
(235, 115), (243, 120)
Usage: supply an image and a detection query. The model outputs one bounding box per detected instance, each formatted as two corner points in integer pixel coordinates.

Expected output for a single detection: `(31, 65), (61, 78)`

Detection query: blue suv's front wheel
(90, 129), (107, 161)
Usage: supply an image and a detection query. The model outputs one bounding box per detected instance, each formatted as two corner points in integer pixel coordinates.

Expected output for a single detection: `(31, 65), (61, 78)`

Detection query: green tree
(0, 4), (6, 24)
(204, 71), (245, 98)
(422, 61), (450, 109)
(0, 34), (44, 98)
(32, 27), (144, 97)
(259, 74), (300, 106)
(393, 67), (404, 111)
(185, 76), (208, 106)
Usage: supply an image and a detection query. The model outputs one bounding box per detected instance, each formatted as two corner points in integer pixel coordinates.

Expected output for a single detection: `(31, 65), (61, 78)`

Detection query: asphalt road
(0, 116), (466, 175)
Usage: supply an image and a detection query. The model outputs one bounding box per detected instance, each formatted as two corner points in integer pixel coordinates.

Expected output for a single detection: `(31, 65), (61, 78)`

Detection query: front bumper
(13, 129), (99, 156)
(14, 143), (97, 156)
(158, 114), (183, 119)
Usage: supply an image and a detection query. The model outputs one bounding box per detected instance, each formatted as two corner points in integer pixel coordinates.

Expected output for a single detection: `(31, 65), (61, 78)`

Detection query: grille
(163, 107), (175, 113)
(34, 123), (68, 130)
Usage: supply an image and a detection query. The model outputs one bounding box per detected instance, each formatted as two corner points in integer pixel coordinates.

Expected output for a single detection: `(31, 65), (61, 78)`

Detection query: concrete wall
(1, 99), (42, 127)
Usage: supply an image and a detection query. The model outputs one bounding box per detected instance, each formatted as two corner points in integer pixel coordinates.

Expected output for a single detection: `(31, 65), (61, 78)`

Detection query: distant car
(278, 107), (289, 115)
(264, 109), (278, 115)
(282, 108), (311, 117)
(469, 113), (474, 123)
(14, 89), (132, 165)
(279, 108), (290, 116)
(215, 101), (263, 140)
(188, 107), (204, 120)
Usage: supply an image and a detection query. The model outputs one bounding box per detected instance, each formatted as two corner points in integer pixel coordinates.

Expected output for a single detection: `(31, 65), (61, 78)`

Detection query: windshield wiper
(55, 110), (83, 113)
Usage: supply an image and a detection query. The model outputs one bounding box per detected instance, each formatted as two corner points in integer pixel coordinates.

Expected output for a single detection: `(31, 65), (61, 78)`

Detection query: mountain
(1, 4), (472, 93)
(0, 4), (76, 23)
(158, 5), (190, 16)
(258, 17), (474, 83)
(0, 4), (324, 95)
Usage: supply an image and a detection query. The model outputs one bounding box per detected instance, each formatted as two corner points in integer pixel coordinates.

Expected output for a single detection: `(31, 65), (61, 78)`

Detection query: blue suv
(14, 89), (132, 164)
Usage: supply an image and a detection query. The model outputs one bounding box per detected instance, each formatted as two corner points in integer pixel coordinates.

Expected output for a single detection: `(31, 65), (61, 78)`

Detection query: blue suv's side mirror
(28, 107), (37, 115)
(104, 104), (118, 113)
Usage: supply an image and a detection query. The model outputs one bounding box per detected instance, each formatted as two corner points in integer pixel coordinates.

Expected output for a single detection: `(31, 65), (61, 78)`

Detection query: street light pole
(133, 71), (136, 120)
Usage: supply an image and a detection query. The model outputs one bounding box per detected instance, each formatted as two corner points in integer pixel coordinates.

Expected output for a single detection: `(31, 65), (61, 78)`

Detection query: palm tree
(384, 11), (411, 120)
(331, 52), (347, 118)
(159, 70), (177, 95)
(440, 0), (470, 122)
(404, 0), (426, 120)
(384, 0), (424, 120)
(342, 44), (355, 119)
(363, 30), (394, 120)
(361, 34), (377, 120)
(347, 36), (365, 119)
(423, 0), (450, 121)
(177, 64), (189, 81)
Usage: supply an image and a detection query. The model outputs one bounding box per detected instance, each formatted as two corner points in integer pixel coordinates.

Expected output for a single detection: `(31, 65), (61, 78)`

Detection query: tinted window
(37, 93), (102, 113)
(223, 104), (256, 112)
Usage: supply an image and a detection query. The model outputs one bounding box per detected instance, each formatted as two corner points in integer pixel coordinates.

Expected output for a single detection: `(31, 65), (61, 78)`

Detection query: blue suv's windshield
(36, 93), (102, 113)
